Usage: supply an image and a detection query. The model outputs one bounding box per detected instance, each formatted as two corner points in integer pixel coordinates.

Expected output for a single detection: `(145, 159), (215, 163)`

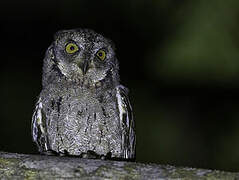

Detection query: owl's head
(42, 29), (119, 88)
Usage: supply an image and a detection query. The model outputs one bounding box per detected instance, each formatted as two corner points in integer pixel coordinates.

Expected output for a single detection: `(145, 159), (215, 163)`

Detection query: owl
(31, 29), (136, 160)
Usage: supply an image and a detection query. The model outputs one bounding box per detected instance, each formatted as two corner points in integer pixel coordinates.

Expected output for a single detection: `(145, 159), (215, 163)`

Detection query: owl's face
(44, 29), (119, 87)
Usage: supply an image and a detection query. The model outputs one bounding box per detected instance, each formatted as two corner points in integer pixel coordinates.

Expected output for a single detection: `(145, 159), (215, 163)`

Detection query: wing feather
(116, 85), (136, 159)
(32, 97), (49, 152)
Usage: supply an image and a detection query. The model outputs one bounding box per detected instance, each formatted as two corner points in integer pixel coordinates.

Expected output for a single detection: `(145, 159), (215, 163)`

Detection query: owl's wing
(32, 97), (49, 153)
(116, 85), (136, 160)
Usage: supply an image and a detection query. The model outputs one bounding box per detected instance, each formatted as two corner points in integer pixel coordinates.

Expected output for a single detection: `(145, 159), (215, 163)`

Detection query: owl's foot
(41, 149), (70, 157)
(101, 152), (112, 160)
(40, 150), (58, 156)
(58, 150), (70, 156)
(80, 150), (112, 160)
(80, 150), (99, 159)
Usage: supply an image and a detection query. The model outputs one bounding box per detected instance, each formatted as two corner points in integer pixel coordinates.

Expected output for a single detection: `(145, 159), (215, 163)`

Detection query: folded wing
(116, 85), (136, 159)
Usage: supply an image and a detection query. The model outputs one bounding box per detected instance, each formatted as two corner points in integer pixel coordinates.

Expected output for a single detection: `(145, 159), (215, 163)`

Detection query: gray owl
(32, 29), (136, 160)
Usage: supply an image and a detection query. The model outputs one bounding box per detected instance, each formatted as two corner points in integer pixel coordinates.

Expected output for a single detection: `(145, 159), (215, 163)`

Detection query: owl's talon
(100, 155), (106, 160)
(81, 153), (88, 158)
(41, 150), (58, 156)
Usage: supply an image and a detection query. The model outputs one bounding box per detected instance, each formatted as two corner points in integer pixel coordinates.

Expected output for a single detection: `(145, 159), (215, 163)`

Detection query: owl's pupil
(70, 46), (75, 51)
(99, 52), (102, 56)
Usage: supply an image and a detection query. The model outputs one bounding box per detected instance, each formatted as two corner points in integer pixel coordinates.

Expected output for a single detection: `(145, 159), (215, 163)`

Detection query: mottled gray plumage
(32, 29), (135, 160)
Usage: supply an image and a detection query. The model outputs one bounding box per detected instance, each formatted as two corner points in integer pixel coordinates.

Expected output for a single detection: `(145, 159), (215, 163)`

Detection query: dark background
(1, 0), (239, 172)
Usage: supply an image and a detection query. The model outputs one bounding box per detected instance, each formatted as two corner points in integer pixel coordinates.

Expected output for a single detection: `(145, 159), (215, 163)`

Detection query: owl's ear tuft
(110, 41), (116, 51)
(106, 39), (116, 51)
(53, 30), (68, 41)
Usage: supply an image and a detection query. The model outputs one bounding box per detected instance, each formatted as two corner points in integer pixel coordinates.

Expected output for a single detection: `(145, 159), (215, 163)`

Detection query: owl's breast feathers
(32, 84), (135, 159)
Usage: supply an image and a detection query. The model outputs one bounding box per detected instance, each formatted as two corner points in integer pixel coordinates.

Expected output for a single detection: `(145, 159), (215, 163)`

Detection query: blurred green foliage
(158, 0), (239, 82)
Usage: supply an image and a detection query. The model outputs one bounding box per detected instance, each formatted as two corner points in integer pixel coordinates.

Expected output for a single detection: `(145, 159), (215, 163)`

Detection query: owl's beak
(78, 60), (89, 75)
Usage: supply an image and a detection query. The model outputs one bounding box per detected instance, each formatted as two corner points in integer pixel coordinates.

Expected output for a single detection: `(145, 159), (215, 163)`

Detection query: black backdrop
(1, 0), (239, 172)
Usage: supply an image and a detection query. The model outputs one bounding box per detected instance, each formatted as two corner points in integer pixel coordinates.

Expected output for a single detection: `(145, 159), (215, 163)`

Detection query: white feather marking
(116, 88), (126, 122)
(57, 62), (68, 77)
(35, 98), (45, 134)
(116, 87), (130, 158)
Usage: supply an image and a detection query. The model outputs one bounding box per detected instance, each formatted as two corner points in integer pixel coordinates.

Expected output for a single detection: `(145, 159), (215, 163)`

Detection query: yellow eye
(96, 50), (106, 61)
(65, 43), (79, 54)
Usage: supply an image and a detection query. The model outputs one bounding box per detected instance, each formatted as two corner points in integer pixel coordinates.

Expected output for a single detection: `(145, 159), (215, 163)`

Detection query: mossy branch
(0, 151), (238, 179)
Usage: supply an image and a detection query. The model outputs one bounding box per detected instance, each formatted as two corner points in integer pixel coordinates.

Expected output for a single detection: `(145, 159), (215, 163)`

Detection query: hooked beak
(78, 60), (89, 75)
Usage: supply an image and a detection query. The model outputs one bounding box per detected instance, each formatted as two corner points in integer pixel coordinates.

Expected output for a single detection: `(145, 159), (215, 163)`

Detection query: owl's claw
(80, 150), (112, 160)
(41, 150), (58, 156)
(80, 150), (99, 159)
